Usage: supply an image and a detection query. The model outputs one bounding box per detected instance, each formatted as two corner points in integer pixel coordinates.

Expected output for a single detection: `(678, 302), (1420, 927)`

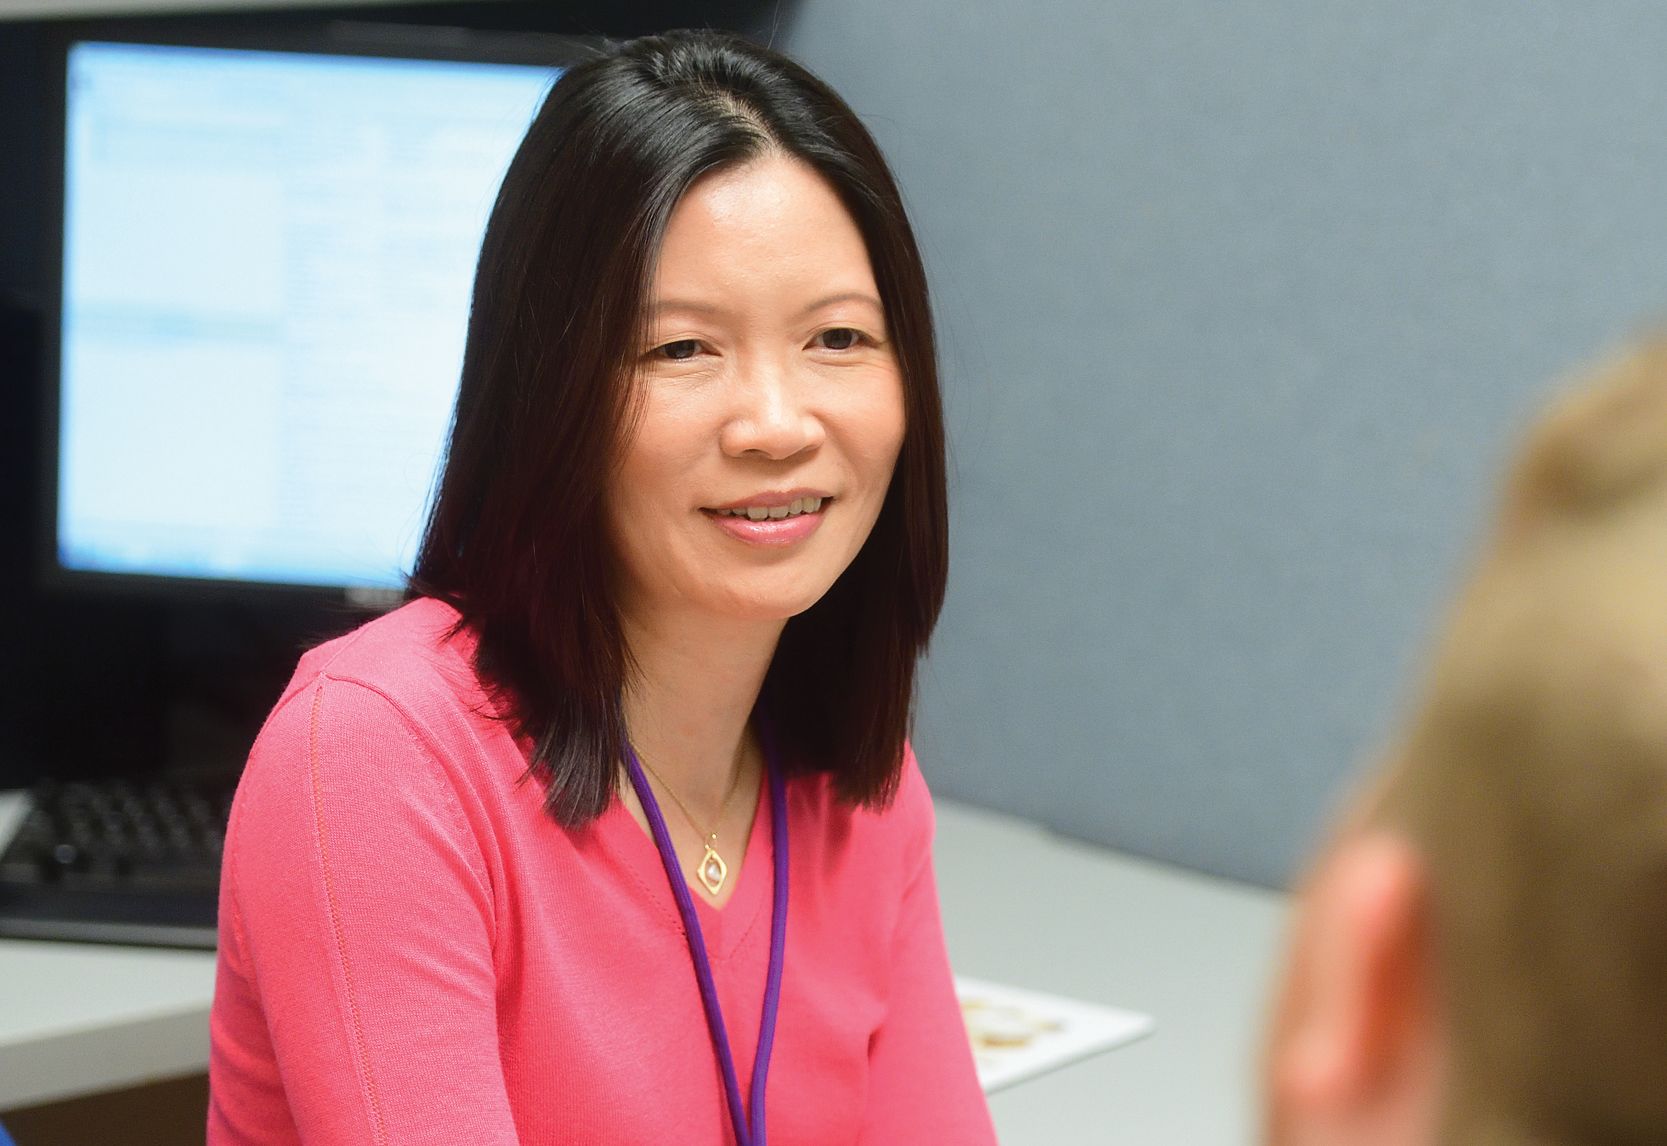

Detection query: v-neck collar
(599, 771), (775, 961)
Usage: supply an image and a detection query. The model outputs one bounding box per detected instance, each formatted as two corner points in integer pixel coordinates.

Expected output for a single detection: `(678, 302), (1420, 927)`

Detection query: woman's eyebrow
(797, 291), (883, 316)
(648, 299), (730, 318)
(648, 292), (884, 319)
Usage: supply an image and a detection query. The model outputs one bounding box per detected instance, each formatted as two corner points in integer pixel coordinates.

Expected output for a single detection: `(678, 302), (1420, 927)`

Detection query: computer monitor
(42, 27), (578, 605)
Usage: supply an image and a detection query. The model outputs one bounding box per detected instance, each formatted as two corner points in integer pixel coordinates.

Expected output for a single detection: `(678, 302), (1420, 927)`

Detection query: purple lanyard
(623, 739), (789, 1146)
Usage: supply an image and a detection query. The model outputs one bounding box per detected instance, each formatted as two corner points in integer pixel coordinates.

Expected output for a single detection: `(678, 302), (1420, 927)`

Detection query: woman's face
(606, 153), (906, 626)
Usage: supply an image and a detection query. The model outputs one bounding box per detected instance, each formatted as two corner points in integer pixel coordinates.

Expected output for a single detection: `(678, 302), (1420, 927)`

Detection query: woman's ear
(1265, 830), (1443, 1140)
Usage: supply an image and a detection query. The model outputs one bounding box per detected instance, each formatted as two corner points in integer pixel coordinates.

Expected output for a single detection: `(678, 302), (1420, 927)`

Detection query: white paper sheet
(955, 976), (1156, 1093)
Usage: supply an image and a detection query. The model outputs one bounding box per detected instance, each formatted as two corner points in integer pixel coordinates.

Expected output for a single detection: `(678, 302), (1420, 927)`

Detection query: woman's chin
(708, 584), (836, 624)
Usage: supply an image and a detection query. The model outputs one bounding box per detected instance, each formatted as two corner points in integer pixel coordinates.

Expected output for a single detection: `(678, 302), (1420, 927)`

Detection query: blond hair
(1381, 340), (1667, 1142)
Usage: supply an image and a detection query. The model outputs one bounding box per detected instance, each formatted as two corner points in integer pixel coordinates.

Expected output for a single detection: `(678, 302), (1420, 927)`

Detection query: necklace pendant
(697, 844), (728, 896)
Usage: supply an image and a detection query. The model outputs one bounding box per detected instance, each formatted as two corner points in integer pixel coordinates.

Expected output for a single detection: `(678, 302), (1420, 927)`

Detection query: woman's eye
(655, 339), (702, 361)
(816, 328), (863, 351)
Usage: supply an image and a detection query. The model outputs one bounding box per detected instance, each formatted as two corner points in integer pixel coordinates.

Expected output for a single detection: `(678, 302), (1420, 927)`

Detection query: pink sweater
(208, 598), (995, 1144)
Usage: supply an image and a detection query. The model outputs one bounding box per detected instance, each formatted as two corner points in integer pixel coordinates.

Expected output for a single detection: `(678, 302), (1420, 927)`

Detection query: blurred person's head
(1264, 340), (1667, 1145)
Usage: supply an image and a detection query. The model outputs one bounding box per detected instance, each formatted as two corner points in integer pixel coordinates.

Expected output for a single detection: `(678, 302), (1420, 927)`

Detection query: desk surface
(0, 790), (1288, 1142)
(934, 801), (1288, 1144)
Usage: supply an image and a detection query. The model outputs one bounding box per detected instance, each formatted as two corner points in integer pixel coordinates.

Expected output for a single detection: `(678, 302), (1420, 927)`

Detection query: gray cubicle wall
(779, 1), (1667, 886)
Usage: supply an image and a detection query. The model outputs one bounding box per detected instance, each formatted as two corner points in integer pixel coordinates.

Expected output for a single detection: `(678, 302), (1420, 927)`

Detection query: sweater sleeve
(857, 751), (997, 1144)
(208, 674), (519, 1145)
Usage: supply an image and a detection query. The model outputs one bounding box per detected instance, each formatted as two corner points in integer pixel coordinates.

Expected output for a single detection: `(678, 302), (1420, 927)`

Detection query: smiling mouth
(705, 496), (828, 521)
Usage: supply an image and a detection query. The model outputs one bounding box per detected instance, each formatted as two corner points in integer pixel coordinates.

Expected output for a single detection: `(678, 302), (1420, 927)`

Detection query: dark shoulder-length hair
(411, 30), (948, 827)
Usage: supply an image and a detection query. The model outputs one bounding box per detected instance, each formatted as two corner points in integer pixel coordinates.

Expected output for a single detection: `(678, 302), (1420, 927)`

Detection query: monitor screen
(53, 38), (559, 594)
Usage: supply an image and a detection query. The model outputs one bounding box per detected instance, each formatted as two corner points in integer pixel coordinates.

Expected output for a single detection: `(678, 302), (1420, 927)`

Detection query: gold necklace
(638, 753), (745, 896)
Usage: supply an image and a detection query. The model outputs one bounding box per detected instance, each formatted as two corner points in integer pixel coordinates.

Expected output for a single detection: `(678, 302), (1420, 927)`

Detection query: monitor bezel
(36, 17), (596, 608)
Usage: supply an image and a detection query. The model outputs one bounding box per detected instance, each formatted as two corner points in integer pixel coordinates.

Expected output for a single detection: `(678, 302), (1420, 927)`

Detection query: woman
(208, 30), (995, 1146)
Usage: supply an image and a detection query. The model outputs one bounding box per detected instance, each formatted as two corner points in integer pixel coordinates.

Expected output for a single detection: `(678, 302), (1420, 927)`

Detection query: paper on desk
(955, 976), (1155, 1093)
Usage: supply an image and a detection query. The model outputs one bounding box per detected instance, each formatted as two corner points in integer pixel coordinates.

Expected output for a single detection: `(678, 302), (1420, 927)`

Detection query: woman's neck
(619, 604), (785, 814)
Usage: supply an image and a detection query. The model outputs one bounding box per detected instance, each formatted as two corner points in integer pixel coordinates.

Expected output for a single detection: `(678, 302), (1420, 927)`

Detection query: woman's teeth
(714, 497), (824, 520)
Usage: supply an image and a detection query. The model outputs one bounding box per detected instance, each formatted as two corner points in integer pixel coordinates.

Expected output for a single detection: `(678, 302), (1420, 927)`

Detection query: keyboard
(0, 774), (237, 949)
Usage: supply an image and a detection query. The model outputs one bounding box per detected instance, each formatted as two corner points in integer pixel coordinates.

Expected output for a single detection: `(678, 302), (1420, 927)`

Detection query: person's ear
(1268, 831), (1440, 1122)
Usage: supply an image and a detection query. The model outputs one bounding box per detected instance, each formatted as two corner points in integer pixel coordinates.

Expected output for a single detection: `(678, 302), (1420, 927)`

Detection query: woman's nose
(720, 357), (824, 460)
